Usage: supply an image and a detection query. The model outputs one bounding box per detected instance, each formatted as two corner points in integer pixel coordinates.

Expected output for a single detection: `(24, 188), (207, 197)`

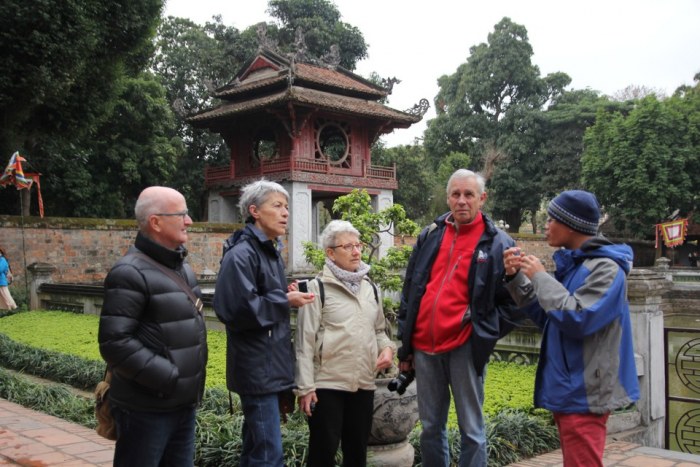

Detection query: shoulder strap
(315, 277), (378, 307)
(132, 252), (203, 313)
(315, 278), (325, 307)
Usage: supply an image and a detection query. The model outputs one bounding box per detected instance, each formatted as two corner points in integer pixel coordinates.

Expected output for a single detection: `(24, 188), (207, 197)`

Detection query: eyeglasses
(332, 243), (364, 253)
(154, 210), (189, 220)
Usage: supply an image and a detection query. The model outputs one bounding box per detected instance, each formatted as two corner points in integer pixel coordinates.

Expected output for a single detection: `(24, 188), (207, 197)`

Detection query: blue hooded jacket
(505, 237), (640, 414)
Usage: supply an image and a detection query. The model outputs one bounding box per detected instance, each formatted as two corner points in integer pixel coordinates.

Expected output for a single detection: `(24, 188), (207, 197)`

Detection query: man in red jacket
(398, 169), (517, 467)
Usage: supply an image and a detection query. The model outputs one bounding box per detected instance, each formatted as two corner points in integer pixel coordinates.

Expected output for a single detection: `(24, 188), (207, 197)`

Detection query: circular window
(316, 122), (349, 165)
(252, 127), (278, 165)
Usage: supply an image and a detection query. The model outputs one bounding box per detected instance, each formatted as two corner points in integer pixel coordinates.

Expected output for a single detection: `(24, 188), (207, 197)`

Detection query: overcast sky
(164, 0), (700, 147)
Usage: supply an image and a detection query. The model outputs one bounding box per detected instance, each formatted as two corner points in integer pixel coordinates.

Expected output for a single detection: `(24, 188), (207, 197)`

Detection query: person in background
(214, 179), (315, 467)
(503, 190), (639, 467)
(688, 250), (698, 267)
(0, 247), (17, 310)
(98, 186), (208, 467)
(293, 220), (395, 467)
(397, 169), (519, 467)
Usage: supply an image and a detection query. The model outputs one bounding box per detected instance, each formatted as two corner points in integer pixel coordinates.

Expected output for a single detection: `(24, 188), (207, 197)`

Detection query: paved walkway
(3, 397), (700, 466)
(0, 398), (114, 466)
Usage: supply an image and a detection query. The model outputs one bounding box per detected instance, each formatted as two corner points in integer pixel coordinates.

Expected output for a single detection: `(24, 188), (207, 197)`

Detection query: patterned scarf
(325, 257), (370, 295)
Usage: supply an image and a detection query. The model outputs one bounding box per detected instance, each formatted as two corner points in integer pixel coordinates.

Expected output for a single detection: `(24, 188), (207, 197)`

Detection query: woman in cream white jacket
(293, 220), (395, 467)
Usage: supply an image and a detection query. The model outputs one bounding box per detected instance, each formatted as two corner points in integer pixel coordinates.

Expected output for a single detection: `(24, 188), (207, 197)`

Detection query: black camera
(387, 370), (415, 395)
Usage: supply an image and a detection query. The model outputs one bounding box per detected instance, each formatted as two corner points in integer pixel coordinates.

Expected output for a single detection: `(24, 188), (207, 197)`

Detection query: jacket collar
(134, 231), (188, 269)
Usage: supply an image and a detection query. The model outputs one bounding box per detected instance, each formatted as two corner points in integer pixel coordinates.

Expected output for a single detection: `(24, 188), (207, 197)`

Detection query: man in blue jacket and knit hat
(503, 190), (639, 467)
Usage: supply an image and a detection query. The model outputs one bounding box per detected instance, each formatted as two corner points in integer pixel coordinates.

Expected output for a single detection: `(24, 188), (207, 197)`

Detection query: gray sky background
(165, 0), (700, 147)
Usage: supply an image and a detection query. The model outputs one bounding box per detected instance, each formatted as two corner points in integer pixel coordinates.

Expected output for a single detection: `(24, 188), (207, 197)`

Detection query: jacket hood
(556, 237), (633, 277)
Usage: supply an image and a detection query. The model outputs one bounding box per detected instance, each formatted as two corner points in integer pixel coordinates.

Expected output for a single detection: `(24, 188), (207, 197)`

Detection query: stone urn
(367, 377), (419, 467)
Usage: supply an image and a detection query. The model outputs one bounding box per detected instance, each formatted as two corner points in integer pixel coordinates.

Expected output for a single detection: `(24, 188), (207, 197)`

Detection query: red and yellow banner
(656, 218), (688, 248)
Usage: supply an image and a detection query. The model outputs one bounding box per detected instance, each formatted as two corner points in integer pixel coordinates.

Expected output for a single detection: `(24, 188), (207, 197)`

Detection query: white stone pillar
(288, 182), (313, 274)
(627, 268), (669, 447)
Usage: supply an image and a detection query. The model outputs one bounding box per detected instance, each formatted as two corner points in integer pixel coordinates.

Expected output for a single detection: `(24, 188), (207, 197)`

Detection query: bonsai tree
(302, 189), (420, 327)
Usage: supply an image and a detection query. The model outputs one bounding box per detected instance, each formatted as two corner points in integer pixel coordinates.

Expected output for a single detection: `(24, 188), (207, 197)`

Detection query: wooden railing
(205, 158), (396, 186)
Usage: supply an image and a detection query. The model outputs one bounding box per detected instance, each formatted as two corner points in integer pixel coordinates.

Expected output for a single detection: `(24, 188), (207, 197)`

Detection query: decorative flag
(0, 152), (44, 217)
(657, 218), (688, 248)
(0, 152), (33, 189)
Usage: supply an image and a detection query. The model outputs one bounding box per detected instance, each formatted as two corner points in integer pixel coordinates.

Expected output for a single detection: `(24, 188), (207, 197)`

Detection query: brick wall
(1, 215), (656, 286)
(0, 216), (242, 284)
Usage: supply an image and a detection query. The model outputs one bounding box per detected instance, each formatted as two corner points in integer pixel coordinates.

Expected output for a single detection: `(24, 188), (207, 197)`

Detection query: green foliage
(267, 0), (368, 70)
(0, 332), (104, 390)
(582, 80), (700, 238)
(0, 0), (166, 217)
(483, 362), (537, 416)
(0, 310), (228, 388)
(0, 368), (96, 427)
(485, 410), (558, 466)
(423, 17), (573, 232)
(410, 410), (557, 467)
(151, 16), (249, 218)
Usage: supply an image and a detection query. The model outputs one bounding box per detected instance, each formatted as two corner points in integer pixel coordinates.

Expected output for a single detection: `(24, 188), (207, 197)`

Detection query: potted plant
(302, 189), (421, 466)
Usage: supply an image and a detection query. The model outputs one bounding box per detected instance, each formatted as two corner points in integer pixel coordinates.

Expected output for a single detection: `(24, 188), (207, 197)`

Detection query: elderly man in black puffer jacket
(98, 186), (208, 467)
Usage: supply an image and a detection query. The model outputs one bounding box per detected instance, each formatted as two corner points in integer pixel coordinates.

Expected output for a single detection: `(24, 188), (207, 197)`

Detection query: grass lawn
(0, 310), (536, 417)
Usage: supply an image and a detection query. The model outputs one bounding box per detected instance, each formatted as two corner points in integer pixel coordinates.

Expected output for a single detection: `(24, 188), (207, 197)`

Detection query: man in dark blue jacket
(398, 169), (518, 467)
(214, 179), (314, 466)
(99, 186), (208, 467)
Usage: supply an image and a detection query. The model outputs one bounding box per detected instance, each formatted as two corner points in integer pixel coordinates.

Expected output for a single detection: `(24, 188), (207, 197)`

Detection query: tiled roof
(294, 63), (385, 98)
(214, 55), (386, 100)
(188, 86), (420, 126)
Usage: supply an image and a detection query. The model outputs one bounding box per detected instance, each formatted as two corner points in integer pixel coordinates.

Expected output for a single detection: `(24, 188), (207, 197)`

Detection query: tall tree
(29, 74), (181, 218)
(0, 0), (163, 157)
(582, 79), (700, 238)
(423, 18), (570, 231)
(151, 16), (252, 218)
(0, 0), (165, 216)
(267, 0), (368, 70)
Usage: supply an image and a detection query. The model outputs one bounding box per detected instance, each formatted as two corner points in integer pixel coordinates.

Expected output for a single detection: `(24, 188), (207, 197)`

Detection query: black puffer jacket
(98, 232), (208, 411)
(213, 224), (295, 396)
(398, 212), (519, 376)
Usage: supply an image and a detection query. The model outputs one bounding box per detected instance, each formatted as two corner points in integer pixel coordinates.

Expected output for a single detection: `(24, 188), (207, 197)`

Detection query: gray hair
(238, 179), (289, 222)
(446, 169), (486, 195)
(320, 220), (360, 249)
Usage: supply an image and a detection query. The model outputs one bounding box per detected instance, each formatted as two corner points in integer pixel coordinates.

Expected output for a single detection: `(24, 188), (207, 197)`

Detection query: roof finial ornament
(381, 77), (401, 95)
(288, 27), (308, 63)
(321, 44), (341, 68)
(404, 98), (430, 118)
(256, 22), (277, 51)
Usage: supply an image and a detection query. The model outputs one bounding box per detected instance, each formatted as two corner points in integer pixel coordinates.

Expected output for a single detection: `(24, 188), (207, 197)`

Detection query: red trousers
(553, 412), (610, 467)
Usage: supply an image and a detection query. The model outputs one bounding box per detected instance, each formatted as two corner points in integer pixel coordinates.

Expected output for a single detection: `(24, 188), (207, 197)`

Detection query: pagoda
(188, 47), (427, 272)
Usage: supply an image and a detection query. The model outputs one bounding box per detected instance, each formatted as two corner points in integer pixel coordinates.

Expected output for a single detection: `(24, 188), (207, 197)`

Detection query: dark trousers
(112, 405), (196, 467)
(307, 388), (375, 467)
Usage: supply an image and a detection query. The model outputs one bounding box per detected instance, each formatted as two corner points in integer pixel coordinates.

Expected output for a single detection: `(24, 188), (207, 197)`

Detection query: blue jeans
(239, 393), (284, 467)
(112, 405), (196, 467)
(414, 340), (486, 467)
